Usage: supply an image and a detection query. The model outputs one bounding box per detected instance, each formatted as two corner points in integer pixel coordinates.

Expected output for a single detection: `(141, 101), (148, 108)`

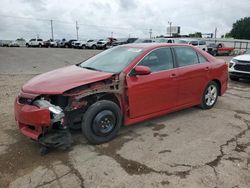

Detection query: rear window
(174, 47), (199, 67)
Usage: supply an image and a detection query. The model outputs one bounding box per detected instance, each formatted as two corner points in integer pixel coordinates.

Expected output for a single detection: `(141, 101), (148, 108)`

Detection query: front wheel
(82, 100), (122, 144)
(200, 81), (219, 109)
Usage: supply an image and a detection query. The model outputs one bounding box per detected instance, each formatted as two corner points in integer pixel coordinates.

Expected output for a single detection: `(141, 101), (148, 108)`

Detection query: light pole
(214, 27), (217, 43)
(50, 20), (54, 40)
(149, 29), (152, 39)
(76, 21), (79, 40)
(168, 21), (172, 37)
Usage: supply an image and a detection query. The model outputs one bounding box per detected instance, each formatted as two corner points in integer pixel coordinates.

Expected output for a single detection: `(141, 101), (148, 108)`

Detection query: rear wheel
(92, 45), (97, 49)
(230, 75), (239, 81)
(82, 100), (122, 144)
(200, 81), (219, 109)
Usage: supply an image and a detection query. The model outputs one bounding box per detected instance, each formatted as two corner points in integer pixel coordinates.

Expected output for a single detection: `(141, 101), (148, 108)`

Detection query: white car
(86, 39), (99, 49)
(26, 38), (44, 47)
(9, 38), (26, 47)
(73, 40), (87, 49)
(229, 49), (250, 81)
(178, 38), (207, 51)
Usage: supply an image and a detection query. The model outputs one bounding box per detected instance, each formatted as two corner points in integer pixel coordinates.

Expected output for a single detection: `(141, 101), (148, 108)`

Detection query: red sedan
(14, 43), (228, 152)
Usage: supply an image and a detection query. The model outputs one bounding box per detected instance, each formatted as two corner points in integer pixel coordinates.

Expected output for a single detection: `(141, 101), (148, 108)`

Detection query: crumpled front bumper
(14, 98), (51, 140)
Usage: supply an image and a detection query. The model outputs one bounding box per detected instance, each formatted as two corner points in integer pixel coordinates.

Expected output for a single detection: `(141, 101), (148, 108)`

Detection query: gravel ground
(0, 47), (250, 188)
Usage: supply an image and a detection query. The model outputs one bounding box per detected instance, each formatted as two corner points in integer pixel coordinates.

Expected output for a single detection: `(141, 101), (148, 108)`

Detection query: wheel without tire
(200, 81), (218, 109)
(230, 75), (239, 81)
(82, 100), (122, 144)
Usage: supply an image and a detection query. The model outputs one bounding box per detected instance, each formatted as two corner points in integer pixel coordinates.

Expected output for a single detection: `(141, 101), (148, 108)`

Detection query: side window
(175, 47), (199, 67)
(138, 48), (173, 72)
(197, 53), (207, 63)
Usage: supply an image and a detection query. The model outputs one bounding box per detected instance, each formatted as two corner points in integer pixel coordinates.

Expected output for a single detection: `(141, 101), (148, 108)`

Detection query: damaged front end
(15, 74), (124, 154)
(33, 98), (72, 150)
(15, 95), (73, 152)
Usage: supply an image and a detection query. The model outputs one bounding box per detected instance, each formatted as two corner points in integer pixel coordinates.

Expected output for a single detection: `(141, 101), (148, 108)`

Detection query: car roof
(122, 43), (191, 50)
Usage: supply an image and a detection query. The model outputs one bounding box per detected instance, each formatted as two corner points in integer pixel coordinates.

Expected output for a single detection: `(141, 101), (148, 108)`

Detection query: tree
(229, 17), (250, 39)
(188, 32), (202, 38)
(225, 32), (232, 38)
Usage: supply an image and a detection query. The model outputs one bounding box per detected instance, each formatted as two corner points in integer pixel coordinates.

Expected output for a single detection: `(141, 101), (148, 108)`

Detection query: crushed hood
(22, 65), (113, 94)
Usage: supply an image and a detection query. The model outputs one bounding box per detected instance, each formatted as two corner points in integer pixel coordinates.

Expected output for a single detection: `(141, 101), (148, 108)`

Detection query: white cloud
(0, 0), (249, 40)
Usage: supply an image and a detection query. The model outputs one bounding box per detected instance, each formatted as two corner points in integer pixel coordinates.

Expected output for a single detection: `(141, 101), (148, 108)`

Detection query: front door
(126, 47), (178, 118)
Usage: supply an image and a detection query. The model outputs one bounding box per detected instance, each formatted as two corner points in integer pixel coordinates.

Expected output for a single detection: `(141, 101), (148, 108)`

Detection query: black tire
(230, 75), (239, 81)
(38, 43), (42, 48)
(82, 45), (86, 49)
(92, 45), (97, 49)
(82, 100), (122, 144)
(200, 81), (219, 109)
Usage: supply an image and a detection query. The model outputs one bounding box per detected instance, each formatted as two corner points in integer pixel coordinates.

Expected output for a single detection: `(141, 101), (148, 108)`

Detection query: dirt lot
(0, 47), (250, 188)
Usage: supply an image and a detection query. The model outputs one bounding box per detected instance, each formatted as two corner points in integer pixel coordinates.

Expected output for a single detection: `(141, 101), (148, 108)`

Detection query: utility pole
(76, 21), (79, 40)
(149, 29), (152, 39)
(168, 21), (172, 37)
(50, 20), (54, 40)
(214, 27), (217, 43)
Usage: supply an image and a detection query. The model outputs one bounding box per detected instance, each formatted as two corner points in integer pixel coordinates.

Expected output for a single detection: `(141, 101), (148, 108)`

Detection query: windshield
(79, 46), (144, 73)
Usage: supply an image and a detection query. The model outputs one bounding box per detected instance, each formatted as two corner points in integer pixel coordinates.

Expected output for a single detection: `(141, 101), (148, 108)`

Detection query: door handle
(204, 66), (209, 71)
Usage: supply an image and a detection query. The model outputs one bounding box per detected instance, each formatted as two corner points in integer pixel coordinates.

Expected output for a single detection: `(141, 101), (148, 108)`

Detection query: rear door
(173, 46), (210, 106)
(126, 47), (178, 118)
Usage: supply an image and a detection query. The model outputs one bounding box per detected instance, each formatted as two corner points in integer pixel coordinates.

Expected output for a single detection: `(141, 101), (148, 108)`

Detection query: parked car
(96, 39), (111, 49)
(73, 40), (88, 49)
(207, 43), (234, 56)
(112, 37), (138, 46)
(14, 43), (228, 154)
(43, 39), (59, 48)
(64, 39), (77, 48)
(229, 49), (250, 81)
(86, 39), (99, 49)
(9, 38), (26, 47)
(26, 38), (44, 47)
(178, 38), (207, 51)
(134, 38), (155, 43)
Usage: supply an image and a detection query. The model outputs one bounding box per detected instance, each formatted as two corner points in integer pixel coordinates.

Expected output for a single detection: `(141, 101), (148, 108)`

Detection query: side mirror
(132, 66), (151, 76)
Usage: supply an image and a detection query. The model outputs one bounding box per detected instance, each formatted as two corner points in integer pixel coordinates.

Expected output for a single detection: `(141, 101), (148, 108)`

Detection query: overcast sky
(0, 0), (249, 40)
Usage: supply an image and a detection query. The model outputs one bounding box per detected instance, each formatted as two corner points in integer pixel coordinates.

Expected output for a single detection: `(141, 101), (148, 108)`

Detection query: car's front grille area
(18, 97), (33, 105)
(238, 60), (250, 64)
(234, 63), (250, 72)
